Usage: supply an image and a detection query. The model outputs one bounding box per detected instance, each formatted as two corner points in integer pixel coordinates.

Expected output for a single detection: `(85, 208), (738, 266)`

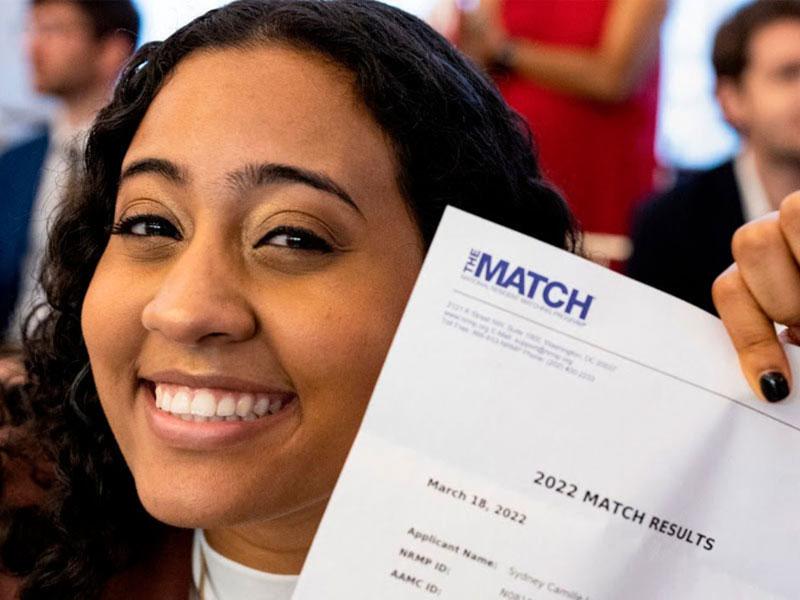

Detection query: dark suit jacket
(627, 161), (745, 315)
(0, 130), (49, 335)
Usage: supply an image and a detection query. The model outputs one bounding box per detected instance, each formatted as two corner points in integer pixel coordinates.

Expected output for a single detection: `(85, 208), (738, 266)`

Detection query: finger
(779, 191), (800, 264)
(731, 213), (800, 327)
(713, 266), (791, 402)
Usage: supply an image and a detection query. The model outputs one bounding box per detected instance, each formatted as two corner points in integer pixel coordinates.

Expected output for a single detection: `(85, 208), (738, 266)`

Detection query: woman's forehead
(123, 45), (398, 198)
(132, 46), (364, 144)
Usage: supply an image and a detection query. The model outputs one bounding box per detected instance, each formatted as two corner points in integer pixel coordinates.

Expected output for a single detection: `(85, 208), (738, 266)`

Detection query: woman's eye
(256, 226), (333, 253)
(111, 214), (181, 239)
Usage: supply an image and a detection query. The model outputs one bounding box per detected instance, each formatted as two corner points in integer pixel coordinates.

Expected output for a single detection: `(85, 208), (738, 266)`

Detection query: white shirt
(191, 530), (298, 600)
(7, 111), (90, 340)
(733, 149), (773, 223)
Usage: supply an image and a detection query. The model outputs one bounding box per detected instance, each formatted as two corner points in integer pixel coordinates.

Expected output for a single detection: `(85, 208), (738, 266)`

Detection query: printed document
(294, 207), (800, 599)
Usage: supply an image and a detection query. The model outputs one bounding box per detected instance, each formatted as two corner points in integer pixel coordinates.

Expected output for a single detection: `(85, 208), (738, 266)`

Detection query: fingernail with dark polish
(759, 372), (790, 403)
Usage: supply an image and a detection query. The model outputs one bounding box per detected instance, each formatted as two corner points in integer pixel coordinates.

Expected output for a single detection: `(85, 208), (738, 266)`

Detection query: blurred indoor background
(0, 0), (749, 171)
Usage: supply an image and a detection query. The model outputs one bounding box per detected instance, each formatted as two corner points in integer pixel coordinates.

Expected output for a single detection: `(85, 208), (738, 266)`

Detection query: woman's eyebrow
(119, 158), (187, 186)
(226, 162), (364, 217)
(118, 158), (364, 218)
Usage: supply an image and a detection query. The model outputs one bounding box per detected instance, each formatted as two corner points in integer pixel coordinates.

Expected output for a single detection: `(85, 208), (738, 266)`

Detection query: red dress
(497, 0), (659, 237)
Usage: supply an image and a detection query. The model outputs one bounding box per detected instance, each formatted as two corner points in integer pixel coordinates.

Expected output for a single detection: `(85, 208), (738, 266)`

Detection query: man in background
(628, 0), (800, 314)
(0, 0), (139, 339)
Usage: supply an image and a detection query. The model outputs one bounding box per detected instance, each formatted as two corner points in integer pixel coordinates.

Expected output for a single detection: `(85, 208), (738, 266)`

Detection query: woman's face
(81, 46), (424, 529)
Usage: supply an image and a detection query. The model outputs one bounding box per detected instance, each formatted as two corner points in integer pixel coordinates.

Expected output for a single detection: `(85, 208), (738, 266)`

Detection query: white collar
(191, 530), (298, 600)
(733, 149), (773, 222)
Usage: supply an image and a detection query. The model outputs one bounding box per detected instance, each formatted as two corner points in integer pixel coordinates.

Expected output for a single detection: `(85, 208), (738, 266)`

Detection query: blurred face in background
(26, 0), (104, 98)
(718, 18), (800, 164)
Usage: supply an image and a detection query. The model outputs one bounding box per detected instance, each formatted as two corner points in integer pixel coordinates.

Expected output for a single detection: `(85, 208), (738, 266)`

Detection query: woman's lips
(140, 381), (298, 451)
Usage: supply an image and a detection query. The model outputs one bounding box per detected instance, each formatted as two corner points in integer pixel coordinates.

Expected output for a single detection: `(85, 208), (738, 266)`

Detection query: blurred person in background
(628, 0), (800, 315)
(0, 0), (139, 341)
(457, 0), (668, 265)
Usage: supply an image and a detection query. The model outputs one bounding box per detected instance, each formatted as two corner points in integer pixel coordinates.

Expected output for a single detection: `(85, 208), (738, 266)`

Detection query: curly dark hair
(1, 0), (577, 597)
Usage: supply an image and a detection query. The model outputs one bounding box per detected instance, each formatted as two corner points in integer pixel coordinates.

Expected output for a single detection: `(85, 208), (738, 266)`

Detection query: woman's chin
(135, 486), (253, 529)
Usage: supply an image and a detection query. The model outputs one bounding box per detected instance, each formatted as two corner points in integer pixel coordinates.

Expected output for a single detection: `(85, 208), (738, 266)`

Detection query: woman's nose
(141, 245), (257, 345)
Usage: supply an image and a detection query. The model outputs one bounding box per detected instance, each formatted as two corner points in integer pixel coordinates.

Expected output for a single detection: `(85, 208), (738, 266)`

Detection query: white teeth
(217, 395), (236, 417)
(153, 384), (288, 421)
(171, 391), (191, 414)
(155, 385), (172, 410)
(254, 395), (270, 417)
(191, 390), (216, 417)
(235, 394), (254, 417)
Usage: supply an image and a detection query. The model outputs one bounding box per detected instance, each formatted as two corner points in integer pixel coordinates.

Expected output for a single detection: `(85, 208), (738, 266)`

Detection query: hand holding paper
(295, 207), (800, 599)
(714, 190), (800, 403)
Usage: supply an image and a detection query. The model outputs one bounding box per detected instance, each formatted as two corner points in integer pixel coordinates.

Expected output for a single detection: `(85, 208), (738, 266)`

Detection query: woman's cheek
(270, 282), (405, 419)
(83, 260), (119, 369)
(81, 256), (150, 403)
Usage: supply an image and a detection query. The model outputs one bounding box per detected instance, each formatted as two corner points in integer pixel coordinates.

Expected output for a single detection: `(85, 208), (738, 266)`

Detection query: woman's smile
(137, 371), (300, 451)
(153, 384), (291, 421)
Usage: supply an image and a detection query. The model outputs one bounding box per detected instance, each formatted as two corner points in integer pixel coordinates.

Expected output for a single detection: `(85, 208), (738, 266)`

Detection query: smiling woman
(83, 42), (427, 574)
(0, 1), (576, 598)
(0, 1), (798, 598)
